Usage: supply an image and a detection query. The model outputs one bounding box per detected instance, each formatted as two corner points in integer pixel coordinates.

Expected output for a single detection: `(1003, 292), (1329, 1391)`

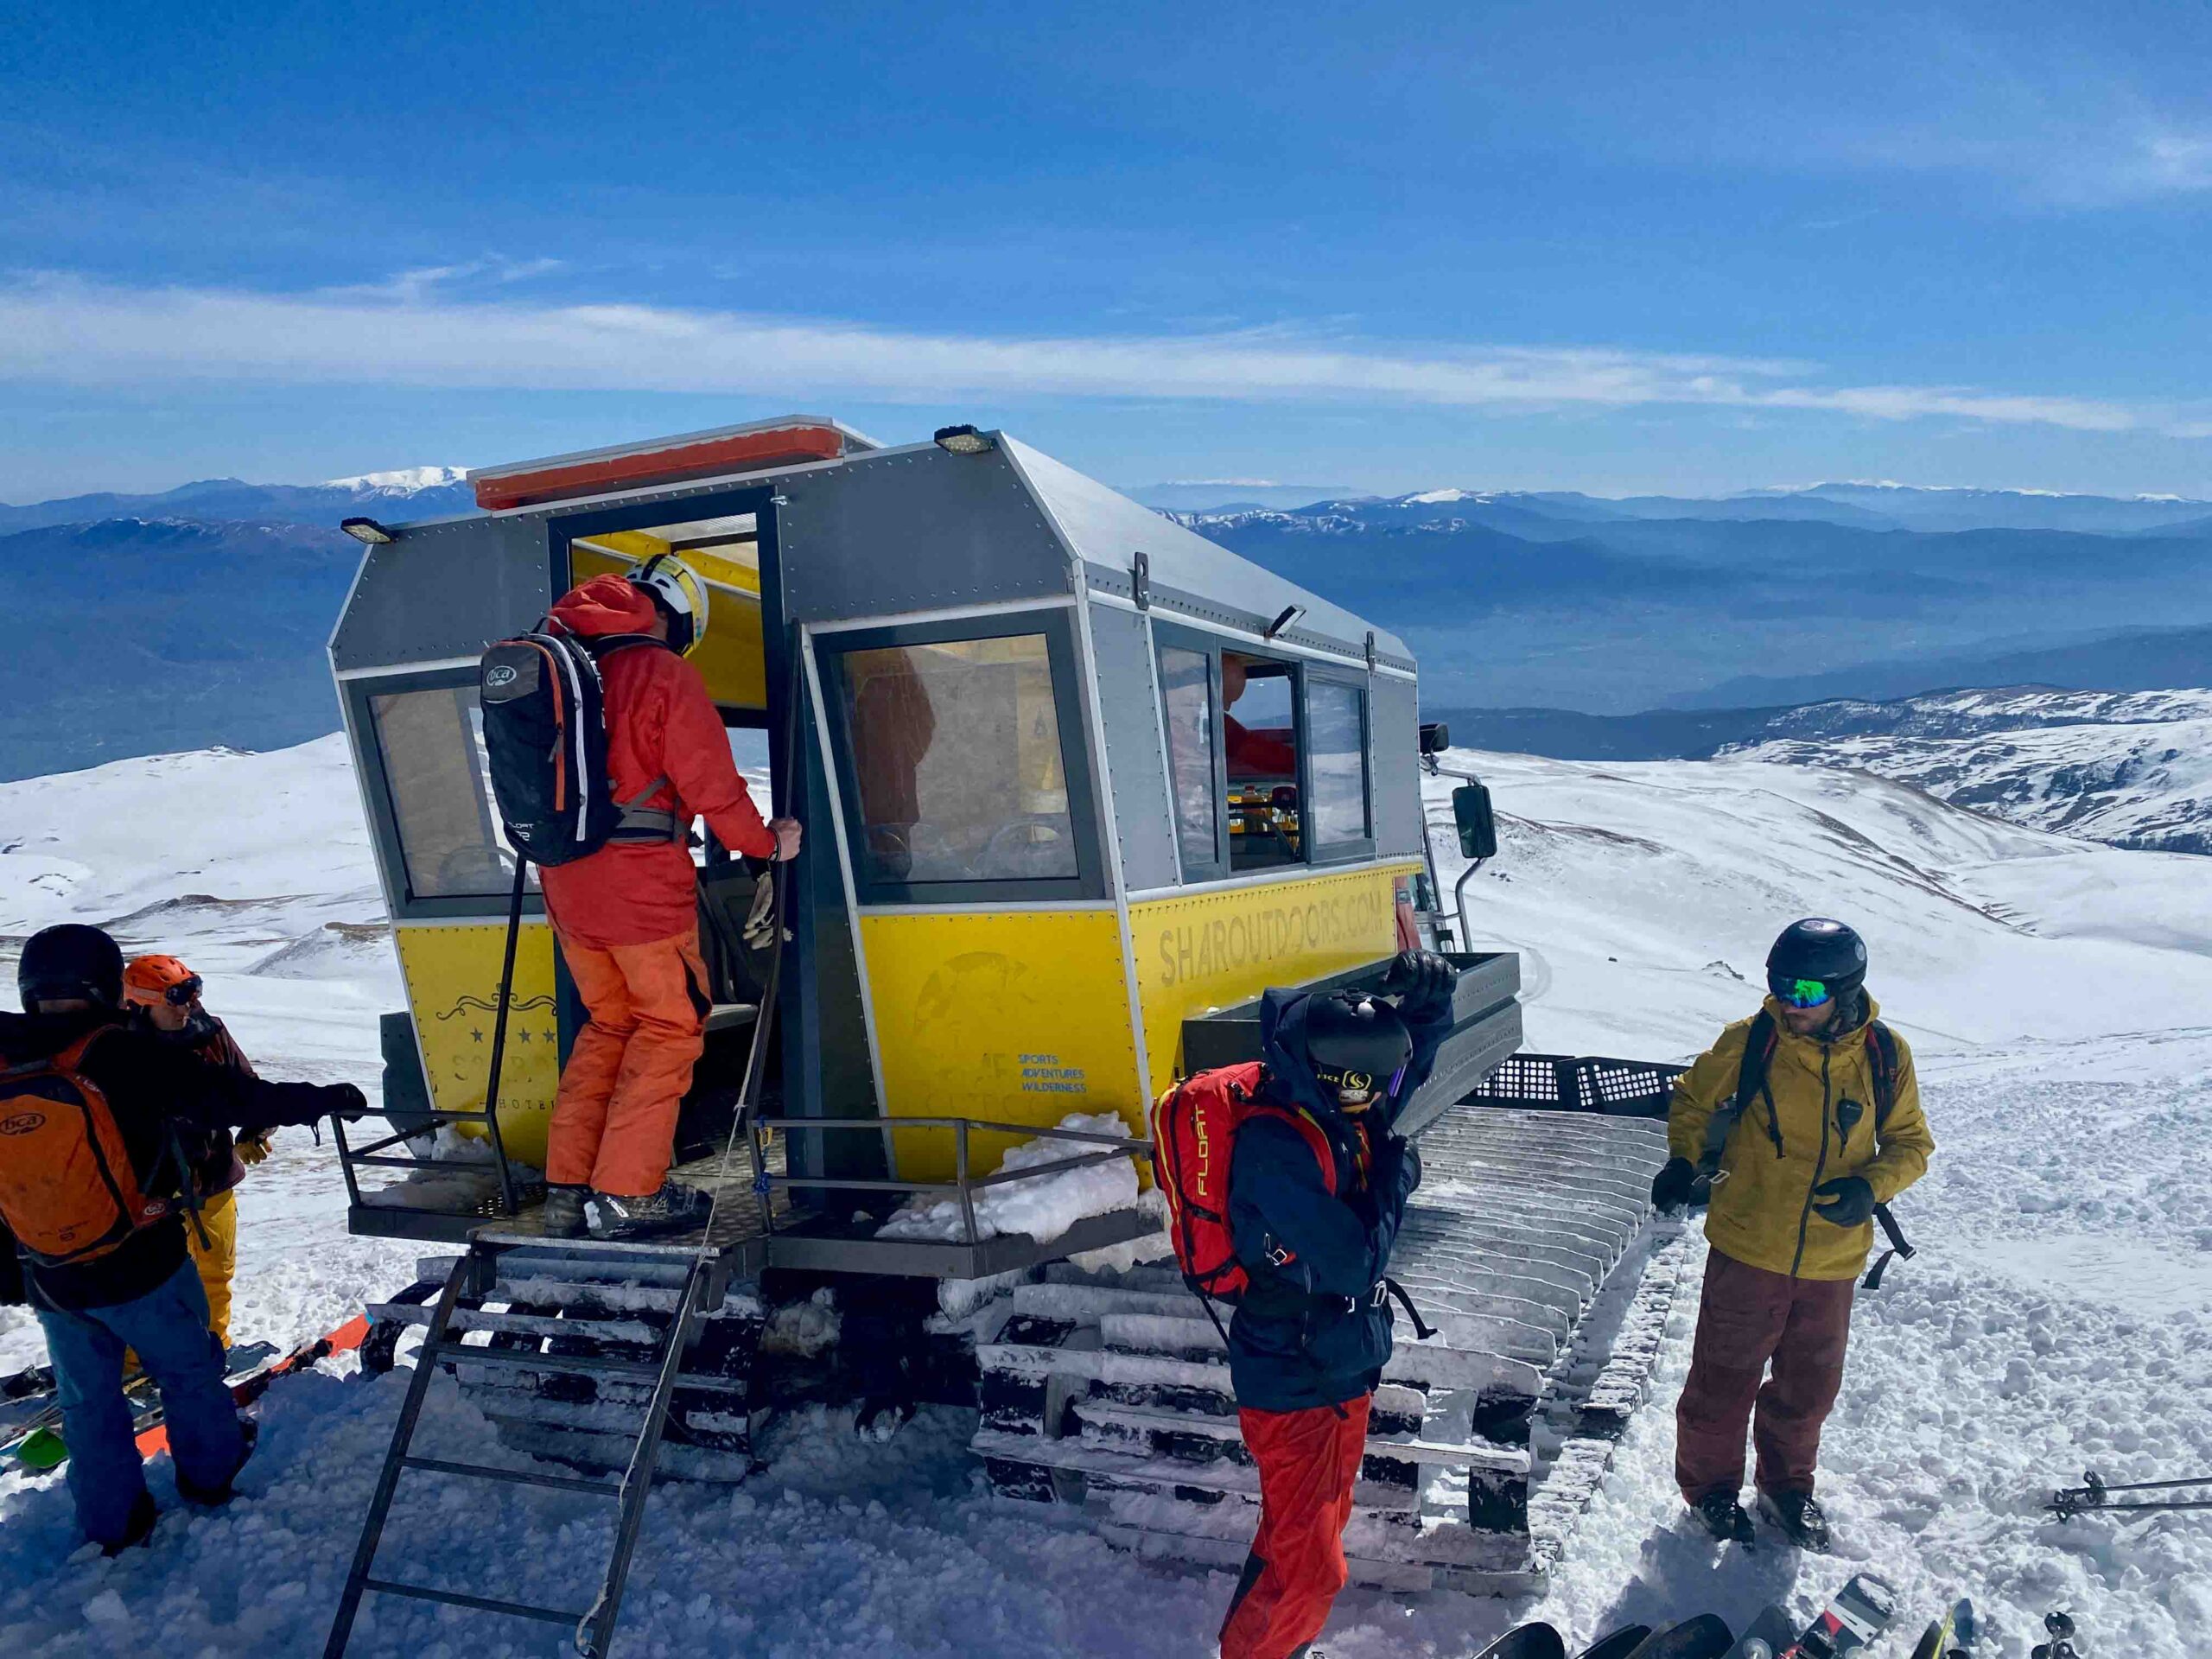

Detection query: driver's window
(832, 632), (1077, 887)
(369, 683), (539, 902)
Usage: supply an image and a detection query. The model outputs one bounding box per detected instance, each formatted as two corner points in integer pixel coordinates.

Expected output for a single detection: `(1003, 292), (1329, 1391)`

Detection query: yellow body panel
(569, 538), (766, 710)
(857, 909), (1144, 1181)
(394, 922), (561, 1168)
(1130, 864), (1417, 1096)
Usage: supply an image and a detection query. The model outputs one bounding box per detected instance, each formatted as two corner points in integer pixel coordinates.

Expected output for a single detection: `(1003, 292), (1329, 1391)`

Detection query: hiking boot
(1691, 1488), (1755, 1543)
(540, 1185), (588, 1239)
(178, 1419), (257, 1508)
(101, 1491), (159, 1556)
(1758, 1489), (1834, 1553)
(588, 1181), (711, 1242)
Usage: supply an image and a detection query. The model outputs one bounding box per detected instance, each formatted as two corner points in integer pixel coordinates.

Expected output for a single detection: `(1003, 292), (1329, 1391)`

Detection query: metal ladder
(322, 1239), (728, 1658)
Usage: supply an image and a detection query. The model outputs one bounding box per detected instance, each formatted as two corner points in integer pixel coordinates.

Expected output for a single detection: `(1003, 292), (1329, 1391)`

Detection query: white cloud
(0, 271), (2198, 439)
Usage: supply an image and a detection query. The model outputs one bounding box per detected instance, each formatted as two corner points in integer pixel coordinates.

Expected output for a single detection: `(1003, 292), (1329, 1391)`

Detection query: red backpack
(1150, 1062), (1335, 1307)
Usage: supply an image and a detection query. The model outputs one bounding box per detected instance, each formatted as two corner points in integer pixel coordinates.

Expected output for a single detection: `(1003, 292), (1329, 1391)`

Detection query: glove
(321, 1083), (370, 1120)
(236, 1130), (274, 1166)
(1650, 1156), (1707, 1215)
(1383, 950), (1457, 1023)
(1812, 1176), (1875, 1227)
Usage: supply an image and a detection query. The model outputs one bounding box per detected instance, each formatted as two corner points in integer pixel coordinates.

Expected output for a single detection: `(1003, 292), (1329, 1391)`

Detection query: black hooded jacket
(0, 1007), (335, 1310)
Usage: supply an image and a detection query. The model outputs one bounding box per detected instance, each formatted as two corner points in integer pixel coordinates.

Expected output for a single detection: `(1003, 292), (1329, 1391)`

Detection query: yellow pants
(186, 1187), (238, 1351)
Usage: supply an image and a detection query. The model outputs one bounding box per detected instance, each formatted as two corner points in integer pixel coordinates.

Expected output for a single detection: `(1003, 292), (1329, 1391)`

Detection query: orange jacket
(537, 575), (774, 949)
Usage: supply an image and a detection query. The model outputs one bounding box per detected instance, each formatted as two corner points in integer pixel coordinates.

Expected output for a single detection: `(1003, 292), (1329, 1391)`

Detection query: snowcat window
(1305, 677), (1372, 854)
(829, 630), (1082, 894)
(1157, 643), (1224, 880)
(1223, 651), (1302, 872)
(367, 683), (535, 902)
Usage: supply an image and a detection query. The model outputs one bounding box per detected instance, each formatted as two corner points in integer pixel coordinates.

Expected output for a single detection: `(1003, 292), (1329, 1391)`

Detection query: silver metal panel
(1084, 600), (1181, 893)
(1003, 437), (1414, 671)
(775, 445), (1072, 622)
(331, 514), (552, 672)
(1371, 671), (1422, 857)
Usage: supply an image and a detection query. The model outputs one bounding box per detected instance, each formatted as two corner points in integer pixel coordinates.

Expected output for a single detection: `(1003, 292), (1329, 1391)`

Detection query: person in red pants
(1651, 918), (1934, 1552)
(535, 562), (799, 1241)
(1216, 957), (1458, 1659)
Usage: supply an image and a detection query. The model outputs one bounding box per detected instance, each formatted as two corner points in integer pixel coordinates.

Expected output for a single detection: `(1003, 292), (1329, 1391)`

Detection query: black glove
(1650, 1156), (1706, 1215)
(1383, 950), (1457, 1023)
(1812, 1176), (1875, 1227)
(321, 1083), (371, 1120)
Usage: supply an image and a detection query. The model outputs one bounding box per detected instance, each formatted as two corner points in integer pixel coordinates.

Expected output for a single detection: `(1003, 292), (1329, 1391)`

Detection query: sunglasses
(1770, 975), (1834, 1009)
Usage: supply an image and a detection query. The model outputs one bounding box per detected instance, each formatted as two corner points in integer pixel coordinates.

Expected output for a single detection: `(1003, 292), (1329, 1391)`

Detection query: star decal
(470, 1028), (485, 1044)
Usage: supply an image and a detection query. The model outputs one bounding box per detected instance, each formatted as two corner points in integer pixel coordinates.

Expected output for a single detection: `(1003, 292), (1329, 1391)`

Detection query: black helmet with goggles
(1765, 918), (1867, 1010)
(1302, 991), (1413, 1109)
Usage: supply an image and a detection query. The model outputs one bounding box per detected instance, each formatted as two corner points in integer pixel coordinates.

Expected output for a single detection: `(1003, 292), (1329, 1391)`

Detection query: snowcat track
(969, 1103), (1680, 1594)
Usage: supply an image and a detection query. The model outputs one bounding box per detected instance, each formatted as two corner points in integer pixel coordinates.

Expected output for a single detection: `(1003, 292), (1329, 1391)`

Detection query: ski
(2050, 1470), (2212, 1519)
(1778, 1573), (1899, 1658)
(136, 1319), (368, 1458)
(1624, 1615), (1735, 1658)
(1478, 1623), (1568, 1659)
(1909, 1599), (1975, 1659)
(1579, 1625), (1653, 1659)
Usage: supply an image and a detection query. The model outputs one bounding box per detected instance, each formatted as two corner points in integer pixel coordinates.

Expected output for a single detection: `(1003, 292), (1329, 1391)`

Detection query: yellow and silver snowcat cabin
(328, 416), (1682, 1597)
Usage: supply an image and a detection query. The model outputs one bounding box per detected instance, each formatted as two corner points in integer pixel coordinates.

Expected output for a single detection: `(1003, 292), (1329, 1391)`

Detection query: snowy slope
(0, 741), (2209, 1656)
(1726, 688), (2212, 856)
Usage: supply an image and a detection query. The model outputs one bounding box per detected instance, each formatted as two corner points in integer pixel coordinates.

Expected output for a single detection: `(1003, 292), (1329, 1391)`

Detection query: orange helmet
(123, 954), (204, 1008)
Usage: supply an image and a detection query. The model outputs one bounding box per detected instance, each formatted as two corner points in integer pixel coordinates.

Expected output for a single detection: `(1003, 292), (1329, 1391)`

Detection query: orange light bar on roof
(471, 421), (851, 512)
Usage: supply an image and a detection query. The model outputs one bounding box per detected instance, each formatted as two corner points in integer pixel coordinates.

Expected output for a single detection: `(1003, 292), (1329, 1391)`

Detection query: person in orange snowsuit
(536, 564), (799, 1241)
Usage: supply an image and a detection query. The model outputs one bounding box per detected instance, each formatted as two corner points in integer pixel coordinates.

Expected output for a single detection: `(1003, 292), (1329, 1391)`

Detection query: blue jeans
(35, 1259), (245, 1545)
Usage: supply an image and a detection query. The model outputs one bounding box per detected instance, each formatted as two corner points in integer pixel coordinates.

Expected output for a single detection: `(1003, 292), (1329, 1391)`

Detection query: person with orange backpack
(0, 925), (364, 1554)
(1153, 950), (1458, 1659)
(122, 954), (260, 1349)
(1649, 918), (1935, 1553)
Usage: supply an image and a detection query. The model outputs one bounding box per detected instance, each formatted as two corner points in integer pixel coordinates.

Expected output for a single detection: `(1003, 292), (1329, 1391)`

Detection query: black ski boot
(588, 1180), (711, 1242)
(1692, 1489), (1755, 1543)
(540, 1185), (588, 1239)
(1758, 1489), (1834, 1553)
(179, 1419), (258, 1507)
(101, 1491), (158, 1556)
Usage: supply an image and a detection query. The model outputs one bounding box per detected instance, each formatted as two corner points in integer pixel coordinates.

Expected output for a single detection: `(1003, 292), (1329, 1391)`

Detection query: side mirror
(1452, 782), (1498, 861)
(1419, 721), (1450, 756)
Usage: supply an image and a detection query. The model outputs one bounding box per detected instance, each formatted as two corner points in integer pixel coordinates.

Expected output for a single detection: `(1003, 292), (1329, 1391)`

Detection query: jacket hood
(1257, 988), (1349, 1124)
(550, 573), (658, 639)
(0, 1006), (121, 1065)
(1760, 990), (1881, 1048)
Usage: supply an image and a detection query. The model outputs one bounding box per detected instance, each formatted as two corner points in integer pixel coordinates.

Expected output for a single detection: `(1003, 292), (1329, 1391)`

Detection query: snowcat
(321, 416), (1685, 1641)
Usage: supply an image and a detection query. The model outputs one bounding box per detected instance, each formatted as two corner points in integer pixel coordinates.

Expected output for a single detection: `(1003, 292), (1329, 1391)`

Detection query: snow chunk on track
(875, 1112), (1141, 1245)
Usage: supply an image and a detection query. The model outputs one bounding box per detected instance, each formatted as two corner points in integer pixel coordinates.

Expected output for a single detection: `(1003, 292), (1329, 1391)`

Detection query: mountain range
(2, 465), (2208, 780)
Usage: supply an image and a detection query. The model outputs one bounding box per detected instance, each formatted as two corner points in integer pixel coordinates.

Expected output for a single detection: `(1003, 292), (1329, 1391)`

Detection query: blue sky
(4, 2), (2210, 499)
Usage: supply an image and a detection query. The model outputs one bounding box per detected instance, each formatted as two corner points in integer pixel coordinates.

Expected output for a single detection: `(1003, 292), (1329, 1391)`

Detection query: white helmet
(632, 552), (709, 657)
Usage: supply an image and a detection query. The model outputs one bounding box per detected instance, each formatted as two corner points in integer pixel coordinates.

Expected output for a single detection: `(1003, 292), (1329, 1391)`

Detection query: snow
(321, 465), (469, 493)
(875, 1112), (1143, 1245)
(2, 736), (2210, 1656)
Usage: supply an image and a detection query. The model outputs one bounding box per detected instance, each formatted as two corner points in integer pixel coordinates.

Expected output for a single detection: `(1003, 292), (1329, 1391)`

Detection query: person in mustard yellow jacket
(1650, 918), (1934, 1553)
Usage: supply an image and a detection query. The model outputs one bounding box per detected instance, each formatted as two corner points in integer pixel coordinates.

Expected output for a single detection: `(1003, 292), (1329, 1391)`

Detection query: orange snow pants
(1675, 1247), (1857, 1503)
(1219, 1393), (1371, 1659)
(545, 926), (710, 1198)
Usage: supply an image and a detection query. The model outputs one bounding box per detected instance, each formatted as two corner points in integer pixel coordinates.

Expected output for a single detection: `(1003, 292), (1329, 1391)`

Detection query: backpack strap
(1865, 1020), (1899, 1133)
(1695, 1008), (1784, 1180)
(1247, 1103), (1338, 1197)
(610, 776), (683, 843)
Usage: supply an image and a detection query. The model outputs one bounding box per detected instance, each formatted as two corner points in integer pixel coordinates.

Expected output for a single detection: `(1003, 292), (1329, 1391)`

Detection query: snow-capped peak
(1401, 487), (1491, 505)
(321, 465), (469, 494)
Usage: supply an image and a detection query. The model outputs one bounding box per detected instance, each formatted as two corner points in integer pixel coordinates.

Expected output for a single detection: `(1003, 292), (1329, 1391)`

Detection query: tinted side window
(1306, 678), (1370, 847)
(833, 633), (1077, 886)
(1224, 651), (1302, 871)
(1157, 645), (1220, 876)
(369, 684), (537, 900)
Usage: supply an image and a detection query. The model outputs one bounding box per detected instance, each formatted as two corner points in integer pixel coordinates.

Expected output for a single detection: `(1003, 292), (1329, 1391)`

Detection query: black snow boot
(1692, 1489), (1755, 1543)
(588, 1181), (711, 1242)
(100, 1491), (159, 1556)
(178, 1419), (257, 1508)
(540, 1185), (588, 1239)
(1758, 1489), (1834, 1553)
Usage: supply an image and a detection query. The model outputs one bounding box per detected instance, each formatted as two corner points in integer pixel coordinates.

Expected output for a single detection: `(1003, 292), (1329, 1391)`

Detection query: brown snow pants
(1675, 1247), (1856, 1503)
